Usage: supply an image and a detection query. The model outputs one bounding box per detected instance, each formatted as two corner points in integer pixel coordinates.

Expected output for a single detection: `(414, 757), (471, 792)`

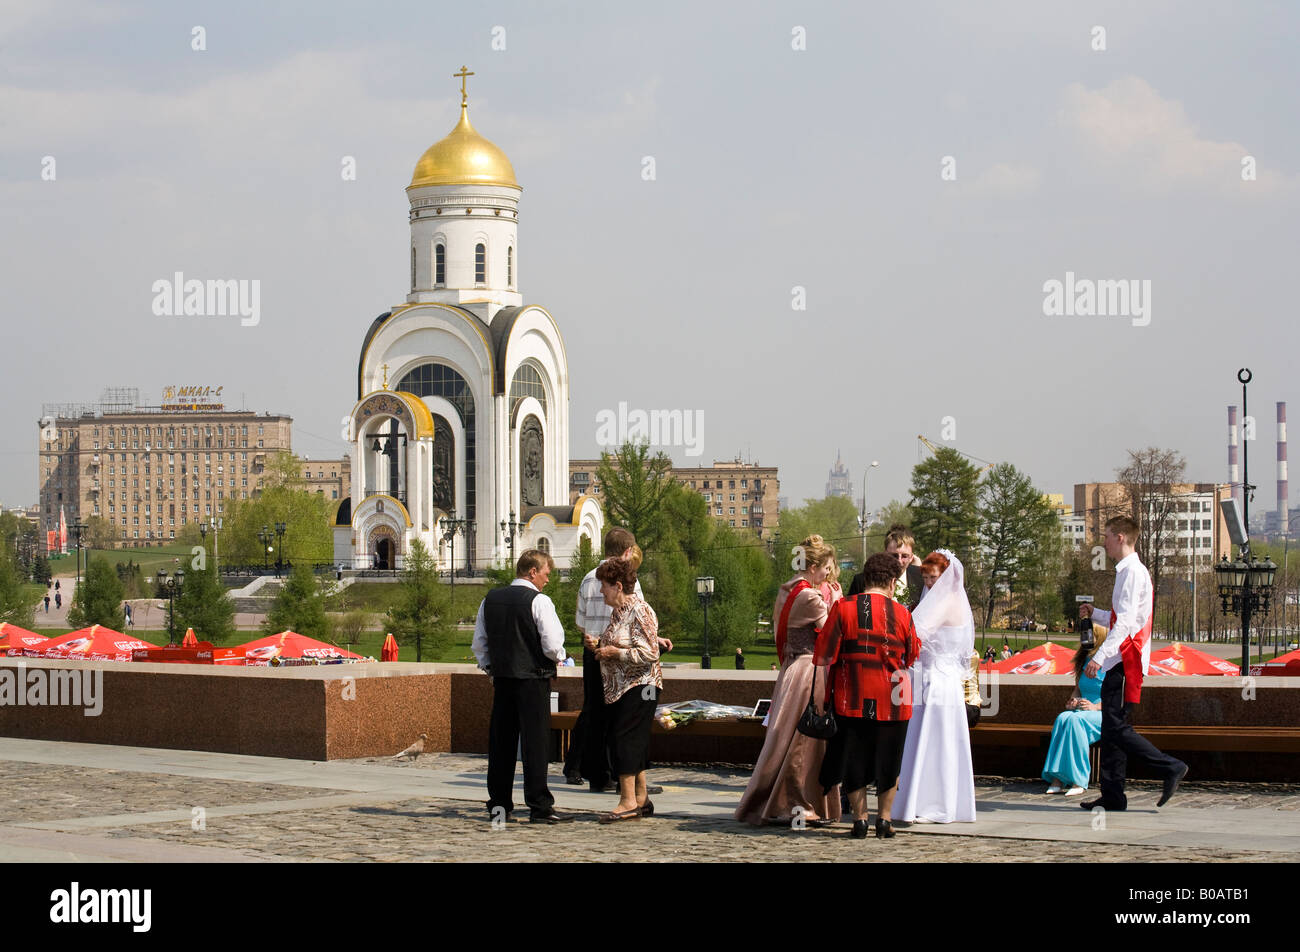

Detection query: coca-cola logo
(302, 648), (344, 658)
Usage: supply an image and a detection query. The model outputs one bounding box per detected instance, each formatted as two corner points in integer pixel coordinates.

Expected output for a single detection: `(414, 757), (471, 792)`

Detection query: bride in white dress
(894, 550), (977, 824)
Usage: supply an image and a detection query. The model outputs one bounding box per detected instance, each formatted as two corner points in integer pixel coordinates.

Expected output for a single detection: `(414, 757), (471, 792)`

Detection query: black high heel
(875, 818), (895, 838)
(640, 798), (654, 817)
(850, 819), (870, 839)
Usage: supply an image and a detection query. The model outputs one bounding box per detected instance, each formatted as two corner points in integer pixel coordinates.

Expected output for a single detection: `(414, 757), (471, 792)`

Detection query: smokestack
(1228, 406), (1240, 510)
(1279, 402), (1289, 536)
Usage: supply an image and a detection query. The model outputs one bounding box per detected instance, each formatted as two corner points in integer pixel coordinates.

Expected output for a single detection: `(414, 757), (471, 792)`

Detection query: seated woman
(1041, 625), (1107, 796)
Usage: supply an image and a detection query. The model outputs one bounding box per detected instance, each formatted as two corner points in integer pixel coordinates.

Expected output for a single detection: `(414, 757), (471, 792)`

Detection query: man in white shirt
(1079, 516), (1188, 811)
(473, 549), (573, 824)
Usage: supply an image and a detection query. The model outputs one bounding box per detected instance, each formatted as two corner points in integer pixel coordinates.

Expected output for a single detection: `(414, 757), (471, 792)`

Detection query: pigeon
(393, 733), (428, 762)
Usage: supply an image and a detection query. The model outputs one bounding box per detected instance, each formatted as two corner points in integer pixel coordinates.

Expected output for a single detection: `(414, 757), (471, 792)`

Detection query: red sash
(775, 580), (812, 666)
(1120, 590), (1154, 704)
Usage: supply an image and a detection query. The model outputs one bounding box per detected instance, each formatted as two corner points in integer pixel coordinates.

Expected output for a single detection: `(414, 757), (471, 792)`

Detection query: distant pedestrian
(44, 594), (50, 612)
(55, 592), (62, 610)
(1000, 642), (1012, 661)
(734, 647), (746, 670)
(125, 603), (134, 628)
(55, 580), (61, 592)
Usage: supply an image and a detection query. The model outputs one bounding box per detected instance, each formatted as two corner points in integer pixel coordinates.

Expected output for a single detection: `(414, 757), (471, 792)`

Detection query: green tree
(84, 515), (117, 550)
(0, 548), (39, 627)
(776, 496), (863, 568)
(385, 539), (452, 660)
(173, 561), (236, 644)
(864, 499), (914, 556)
(976, 463), (1061, 629)
(67, 556), (126, 630)
(595, 441), (674, 550)
(555, 534), (599, 645)
(910, 447), (982, 562)
(263, 561), (329, 640)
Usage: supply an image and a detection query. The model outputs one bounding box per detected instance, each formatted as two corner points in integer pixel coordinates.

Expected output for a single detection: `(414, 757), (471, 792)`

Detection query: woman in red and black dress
(815, 552), (921, 840)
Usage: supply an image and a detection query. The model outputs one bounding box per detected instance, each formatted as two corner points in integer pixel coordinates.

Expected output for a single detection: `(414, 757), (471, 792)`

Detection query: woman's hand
(583, 634), (599, 652)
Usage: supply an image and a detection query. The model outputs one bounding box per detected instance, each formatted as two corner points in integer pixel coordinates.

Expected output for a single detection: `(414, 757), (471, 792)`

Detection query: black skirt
(819, 717), (909, 794)
(607, 685), (658, 776)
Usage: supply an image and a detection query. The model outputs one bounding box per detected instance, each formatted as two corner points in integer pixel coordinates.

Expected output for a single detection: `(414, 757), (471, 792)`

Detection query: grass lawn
(55, 544), (197, 578)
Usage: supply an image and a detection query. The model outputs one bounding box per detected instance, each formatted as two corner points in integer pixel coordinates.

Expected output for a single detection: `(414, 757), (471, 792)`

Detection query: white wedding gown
(895, 553), (977, 823)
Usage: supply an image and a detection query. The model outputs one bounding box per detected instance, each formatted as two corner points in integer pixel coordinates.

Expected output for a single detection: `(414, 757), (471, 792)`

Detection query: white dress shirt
(472, 578), (567, 671)
(575, 561), (643, 637)
(1088, 551), (1153, 676)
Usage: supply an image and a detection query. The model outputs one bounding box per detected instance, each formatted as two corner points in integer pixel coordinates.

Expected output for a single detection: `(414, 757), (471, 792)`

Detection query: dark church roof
(523, 504), (579, 526)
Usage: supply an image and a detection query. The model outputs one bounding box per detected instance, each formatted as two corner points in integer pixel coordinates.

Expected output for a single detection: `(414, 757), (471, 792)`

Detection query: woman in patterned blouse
(586, 550), (663, 822)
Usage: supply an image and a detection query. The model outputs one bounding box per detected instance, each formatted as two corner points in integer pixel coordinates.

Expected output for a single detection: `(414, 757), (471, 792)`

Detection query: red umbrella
(37, 625), (157, 661)
(1255, 647), (1300, 676)
(381, 633), (399, 662)
(181, 628), (199, 647)
(1146, 643), (1240, 676)
(237, 630), (364, 664)
(0, 623), (48, 654)
(990, 641), (1077, 675)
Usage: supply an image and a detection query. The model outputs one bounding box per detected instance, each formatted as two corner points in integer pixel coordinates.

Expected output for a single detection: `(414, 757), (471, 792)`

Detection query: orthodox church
(334, 69), (603, 571)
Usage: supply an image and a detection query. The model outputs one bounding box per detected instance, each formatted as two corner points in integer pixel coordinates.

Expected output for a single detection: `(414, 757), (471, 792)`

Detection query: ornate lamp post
(70, 521), (87, 588)
(156, 568), (185, 645)
(257, 525), (272, 573)
(696, 576), (716, 670)
(500, 509), (523, 566)
(274, 522), (287, 577)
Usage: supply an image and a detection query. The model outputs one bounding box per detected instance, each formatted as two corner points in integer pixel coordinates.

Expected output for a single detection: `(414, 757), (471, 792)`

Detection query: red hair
(921, 552), (950, 573)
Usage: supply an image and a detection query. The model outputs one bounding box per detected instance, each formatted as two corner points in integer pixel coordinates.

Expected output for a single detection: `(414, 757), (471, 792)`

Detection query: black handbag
(796, 664), (837, 739)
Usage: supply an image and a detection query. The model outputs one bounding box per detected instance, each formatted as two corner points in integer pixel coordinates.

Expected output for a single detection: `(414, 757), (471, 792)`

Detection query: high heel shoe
(850, 819), (870, 839)
(875, 818), (895, 838)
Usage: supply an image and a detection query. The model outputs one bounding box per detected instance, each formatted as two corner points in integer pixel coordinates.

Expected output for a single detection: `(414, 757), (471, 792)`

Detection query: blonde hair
(799, 534), (836, 576)
(622, 543), (643, 571)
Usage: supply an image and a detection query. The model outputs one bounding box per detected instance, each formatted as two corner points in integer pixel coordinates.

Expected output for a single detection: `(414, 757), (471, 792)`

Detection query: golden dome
(409, 103), (519, 190)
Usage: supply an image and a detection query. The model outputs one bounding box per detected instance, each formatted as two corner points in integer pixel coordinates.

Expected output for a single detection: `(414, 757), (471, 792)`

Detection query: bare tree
(1116, 447), (1187, 618)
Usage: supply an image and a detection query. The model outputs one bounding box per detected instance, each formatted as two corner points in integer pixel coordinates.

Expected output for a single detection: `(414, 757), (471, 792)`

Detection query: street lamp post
(156, 568), (185, 646)
(499, 509), (523, 566)
(274, 522), (287, 577)
(257, 526), (272, 573)
(860, 460), (879, 569)
(696, 576), (715, 669)
(70, 521), (87, 588)
(199, 517), (222, 575)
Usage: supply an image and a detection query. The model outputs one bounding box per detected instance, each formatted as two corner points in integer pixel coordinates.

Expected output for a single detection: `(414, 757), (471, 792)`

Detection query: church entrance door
(375, 538), (393, 570)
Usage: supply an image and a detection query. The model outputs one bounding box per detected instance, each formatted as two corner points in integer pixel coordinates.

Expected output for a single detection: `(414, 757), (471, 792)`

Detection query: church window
(397, 362), (477, 523)
(435, 244), (445, 285)
(475, 243), (486, 284)
(509, 363), (548, 421)
(537, 536), (551, 556)
(507, 246), (514, 287)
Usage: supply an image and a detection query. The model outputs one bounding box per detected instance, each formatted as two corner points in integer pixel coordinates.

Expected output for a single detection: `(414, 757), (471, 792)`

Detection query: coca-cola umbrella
(181, 628), (199, 648)
(237, 630), (364, 664)
(36, 625), (157, 662)
(1146, 643), (1240, 676)
(0, 623), (48, 654)
(1256, 647), (1300, 676)
(990, 641), (1077, 675)
(381, 633), (399, 662)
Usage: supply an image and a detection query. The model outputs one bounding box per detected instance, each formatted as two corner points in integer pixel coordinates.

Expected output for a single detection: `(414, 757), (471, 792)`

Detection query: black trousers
(487, 676), (555, 818)
(562, 647), (612, 785)
(1099, 664), (1184, 808)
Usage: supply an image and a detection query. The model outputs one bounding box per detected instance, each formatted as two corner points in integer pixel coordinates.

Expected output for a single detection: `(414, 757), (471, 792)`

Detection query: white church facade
(334, 71), (603, 571)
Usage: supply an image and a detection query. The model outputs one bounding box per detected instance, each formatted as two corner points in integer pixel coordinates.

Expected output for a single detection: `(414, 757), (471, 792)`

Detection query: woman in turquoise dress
(1041, 627), (1106, 796)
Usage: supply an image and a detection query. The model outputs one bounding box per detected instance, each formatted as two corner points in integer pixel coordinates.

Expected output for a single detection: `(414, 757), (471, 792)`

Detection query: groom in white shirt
(1078, 516), (1188, 811)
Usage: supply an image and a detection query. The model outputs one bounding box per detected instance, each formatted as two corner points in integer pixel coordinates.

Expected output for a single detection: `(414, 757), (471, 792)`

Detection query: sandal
(599, 807), (643, 824)
(640, 799), (654, 817)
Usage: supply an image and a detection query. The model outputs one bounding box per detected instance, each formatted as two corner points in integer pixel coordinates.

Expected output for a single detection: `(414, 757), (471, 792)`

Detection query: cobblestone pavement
(2, 751), (1295, 862)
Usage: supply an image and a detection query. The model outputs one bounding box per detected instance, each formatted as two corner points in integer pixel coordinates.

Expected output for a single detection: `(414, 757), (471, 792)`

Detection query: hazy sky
(3, 0), (1297, 516)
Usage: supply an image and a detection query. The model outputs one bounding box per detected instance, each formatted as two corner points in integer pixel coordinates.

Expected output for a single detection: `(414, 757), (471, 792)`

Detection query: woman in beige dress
(735, 534), (842, 825)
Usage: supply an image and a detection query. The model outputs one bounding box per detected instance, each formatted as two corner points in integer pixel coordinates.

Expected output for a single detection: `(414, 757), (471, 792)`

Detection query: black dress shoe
(1157, 763), (1188, 807)
(530, 811), (576, 824)
(564, 772), (583, 785)
(875, 819), (895, 838)
(850, 819), (870, 839)
(645, 784), (664, 795)
(640, 798), (654, 817)
(1079, 797), (1125, 811)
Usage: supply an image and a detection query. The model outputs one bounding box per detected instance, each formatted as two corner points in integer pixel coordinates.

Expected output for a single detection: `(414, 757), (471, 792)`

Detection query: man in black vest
(472, 549), (573, 824)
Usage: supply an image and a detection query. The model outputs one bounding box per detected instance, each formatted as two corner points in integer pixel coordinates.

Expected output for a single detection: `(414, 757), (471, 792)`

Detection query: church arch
(509, 361), (548, 425)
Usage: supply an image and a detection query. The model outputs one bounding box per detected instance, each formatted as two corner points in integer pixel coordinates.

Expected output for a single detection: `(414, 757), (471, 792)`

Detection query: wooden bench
(550, 711), (765, 760)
